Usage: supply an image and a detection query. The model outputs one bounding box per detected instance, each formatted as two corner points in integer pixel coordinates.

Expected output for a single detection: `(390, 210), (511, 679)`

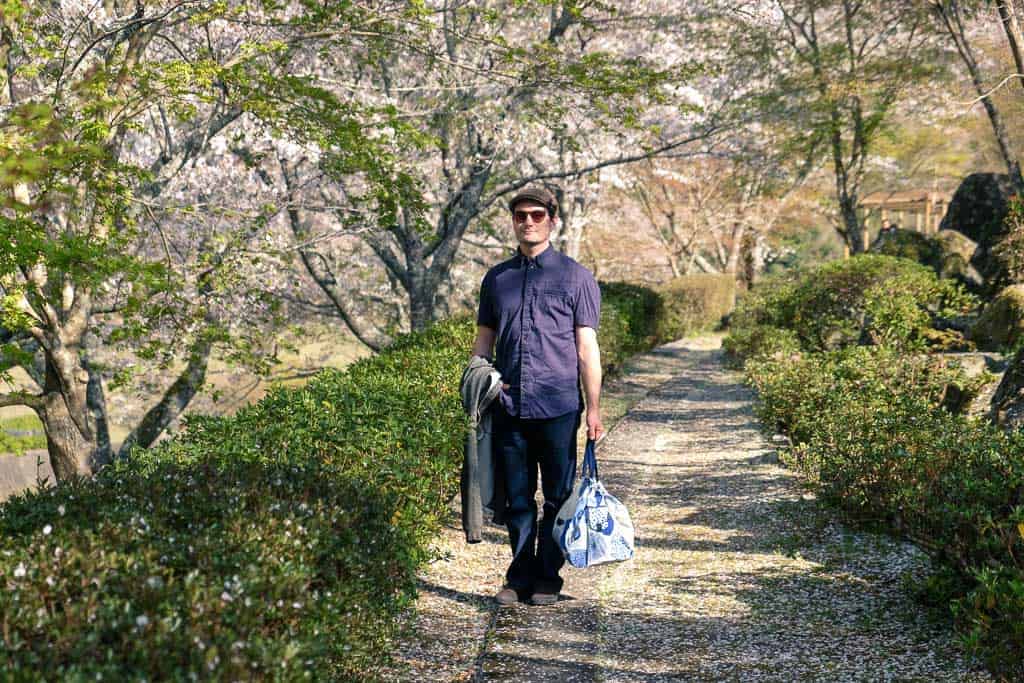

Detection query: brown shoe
(530, 591), (558, 606)
(495, 587), (519, 606)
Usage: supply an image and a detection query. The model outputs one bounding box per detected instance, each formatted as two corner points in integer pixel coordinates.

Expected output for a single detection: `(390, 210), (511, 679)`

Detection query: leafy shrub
(599, 281), (664, 373)
(991, 196), (1024, 291)
(0, 319), (478, 680)
(727, 254), (977, 362)
(0, 293), (672, 679)
(745, 346), (1024, 678)
(656, 273), (736, 342)
(0, 458), (412, 680)
(721, 325), (801, 369)
(871, 228), (943, 269)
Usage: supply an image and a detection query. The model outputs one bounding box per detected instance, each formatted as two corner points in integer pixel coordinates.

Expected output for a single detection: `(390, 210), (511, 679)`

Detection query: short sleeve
(477, 271), (497, 329)
(573, 270), (601, 329)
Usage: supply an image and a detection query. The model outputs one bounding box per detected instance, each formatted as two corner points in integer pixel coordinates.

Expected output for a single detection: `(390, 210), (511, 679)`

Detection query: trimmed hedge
(0, 459), (410, 680)
(0, 278), (677, 679)
(745, 347), (1024, 678)
(656, 273), (736, 342)
(0, 319), (476, 680)
(730, 257), (1021, 678)
(599, 281), (664, 373)
(724, 254), (977, 363)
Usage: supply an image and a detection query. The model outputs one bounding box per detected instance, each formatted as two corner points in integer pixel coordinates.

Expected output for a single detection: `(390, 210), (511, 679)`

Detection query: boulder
(968, 284), (1024, 351)
(921, 327), (975, 352)
(940, 173), (1019, 292)
(940, 172), (1016, 243)
(869, 227), (983, 288)
(991, 347), (1024, 431)
(933, 229), (984, 287)
(932, 352), (1007, 417)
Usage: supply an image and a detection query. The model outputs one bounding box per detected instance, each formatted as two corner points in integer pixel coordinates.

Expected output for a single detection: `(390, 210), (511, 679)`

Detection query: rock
(933, 229), (985, 287)
(940, 173), (1020, 293)
(968, 284), (1024, 351)
(991, 347), (1024, 431)
(868, 227), (984, 288)
(940, 172), (1016, 243)
(932, 351), (1008, 417)
(921, 327), (975, 352)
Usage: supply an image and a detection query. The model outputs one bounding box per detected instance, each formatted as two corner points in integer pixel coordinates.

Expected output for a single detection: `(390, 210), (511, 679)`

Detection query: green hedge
(0, 280), (674, 680)
(656, 273), (736, 342)
(735, 280), (1022, 677)
(745, 348), (1024, 677)
(724, 254), (977, 363)
(0, 319), (476, 680)
(599, 281), (664, 373)
(0, 459), (409, 680)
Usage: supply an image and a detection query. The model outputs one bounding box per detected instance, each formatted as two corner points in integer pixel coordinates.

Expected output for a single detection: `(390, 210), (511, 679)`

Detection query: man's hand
(586, 407), (604, 442)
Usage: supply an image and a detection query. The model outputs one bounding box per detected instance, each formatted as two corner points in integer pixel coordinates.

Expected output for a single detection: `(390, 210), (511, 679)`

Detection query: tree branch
(0, 390), (43, 410)
(484, 129), (717, 210)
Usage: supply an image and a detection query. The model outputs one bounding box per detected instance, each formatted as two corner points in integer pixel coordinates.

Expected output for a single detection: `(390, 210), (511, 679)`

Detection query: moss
(871, 228), (942, 268)
(969, 284), (1024, 351)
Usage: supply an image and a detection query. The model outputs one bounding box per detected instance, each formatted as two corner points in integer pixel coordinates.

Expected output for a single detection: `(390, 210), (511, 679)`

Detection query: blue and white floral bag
(552, 439), (635, 568)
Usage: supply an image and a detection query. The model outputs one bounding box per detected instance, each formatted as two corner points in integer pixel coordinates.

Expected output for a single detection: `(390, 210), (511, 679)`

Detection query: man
(470, 185), (604, 607)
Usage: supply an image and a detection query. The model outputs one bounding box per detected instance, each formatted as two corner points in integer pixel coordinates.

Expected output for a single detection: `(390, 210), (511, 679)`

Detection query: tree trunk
(996, 1), (1024, 95)
(935, 1), (1024, 192)
(39, 355), (107, 483)
(725, 222), (746, 273)
(408, 273), (437, 331)
(556, 188), (588, 260)
(84, 358), (112, 464)
(839, 194), (865, 254)
(117, 335), (213, 459)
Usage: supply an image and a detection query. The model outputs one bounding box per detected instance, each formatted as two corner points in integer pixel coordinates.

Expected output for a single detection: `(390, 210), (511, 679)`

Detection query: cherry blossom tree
(716, 0), (941, 254)
(265, 1), (723, 337)
(0, 0), (421, 479)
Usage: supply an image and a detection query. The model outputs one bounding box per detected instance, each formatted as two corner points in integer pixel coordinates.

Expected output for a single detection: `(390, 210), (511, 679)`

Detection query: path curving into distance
(385, 335), (993, 682)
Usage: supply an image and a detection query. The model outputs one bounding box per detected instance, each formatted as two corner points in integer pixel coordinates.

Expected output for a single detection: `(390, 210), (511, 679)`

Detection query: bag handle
(581, 438), (598, 481)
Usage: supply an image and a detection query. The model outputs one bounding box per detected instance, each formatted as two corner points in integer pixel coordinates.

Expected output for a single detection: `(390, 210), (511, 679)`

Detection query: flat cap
(507, 185), (558, 214)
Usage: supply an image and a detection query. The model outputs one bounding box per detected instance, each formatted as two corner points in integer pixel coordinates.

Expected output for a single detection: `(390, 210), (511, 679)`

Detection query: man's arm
(471, 325), (496, 359)
(576, 325), (604, 441)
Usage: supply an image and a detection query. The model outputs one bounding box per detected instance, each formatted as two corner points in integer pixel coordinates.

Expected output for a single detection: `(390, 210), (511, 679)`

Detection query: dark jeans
(494, 407), (580, 594)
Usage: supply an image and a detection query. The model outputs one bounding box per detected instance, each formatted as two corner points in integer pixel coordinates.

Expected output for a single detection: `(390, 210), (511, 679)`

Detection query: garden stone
(992, 348), (1024, 432)
(940, 172), (1018, 292)
(969, 284), (1024, 350)
(941, 172), (1015, 243)
(934, 229), (984, 287)
(932, 352), (1008, 417)
(869, 227), (983, 288)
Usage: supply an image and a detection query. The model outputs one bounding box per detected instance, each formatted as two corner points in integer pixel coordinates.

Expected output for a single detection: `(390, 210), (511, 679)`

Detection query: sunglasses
(514, 209), (549, 223)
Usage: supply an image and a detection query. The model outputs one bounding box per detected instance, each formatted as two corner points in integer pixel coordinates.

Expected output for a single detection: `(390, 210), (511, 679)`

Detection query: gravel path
(382, 335), (993, 682)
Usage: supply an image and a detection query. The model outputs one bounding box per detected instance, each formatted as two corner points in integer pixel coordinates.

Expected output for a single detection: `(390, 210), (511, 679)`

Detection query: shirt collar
(516, 243), (555, 268)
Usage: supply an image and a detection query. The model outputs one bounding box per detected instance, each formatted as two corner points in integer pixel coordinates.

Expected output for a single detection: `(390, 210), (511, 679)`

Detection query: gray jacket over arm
(460, 355), (506, 543)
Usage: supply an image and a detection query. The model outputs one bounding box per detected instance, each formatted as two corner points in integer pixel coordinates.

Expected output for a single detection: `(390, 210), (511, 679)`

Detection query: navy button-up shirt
(477, 244), (601, 419)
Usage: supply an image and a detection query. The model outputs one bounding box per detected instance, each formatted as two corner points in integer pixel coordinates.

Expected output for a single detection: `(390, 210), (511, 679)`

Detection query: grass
(0, 415), (46, 455)
(0, 324), (371, 456)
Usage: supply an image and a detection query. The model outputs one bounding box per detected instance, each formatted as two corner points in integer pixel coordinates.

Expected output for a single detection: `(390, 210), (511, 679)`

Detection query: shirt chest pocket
(535, 287), (573, 326)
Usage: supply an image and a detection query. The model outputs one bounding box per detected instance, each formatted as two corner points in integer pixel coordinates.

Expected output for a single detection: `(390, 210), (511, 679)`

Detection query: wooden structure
(859, 189), (952, 239)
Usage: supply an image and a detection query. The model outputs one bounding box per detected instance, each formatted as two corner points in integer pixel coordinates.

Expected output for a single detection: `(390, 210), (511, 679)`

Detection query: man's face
(511, 200), (553, 247)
